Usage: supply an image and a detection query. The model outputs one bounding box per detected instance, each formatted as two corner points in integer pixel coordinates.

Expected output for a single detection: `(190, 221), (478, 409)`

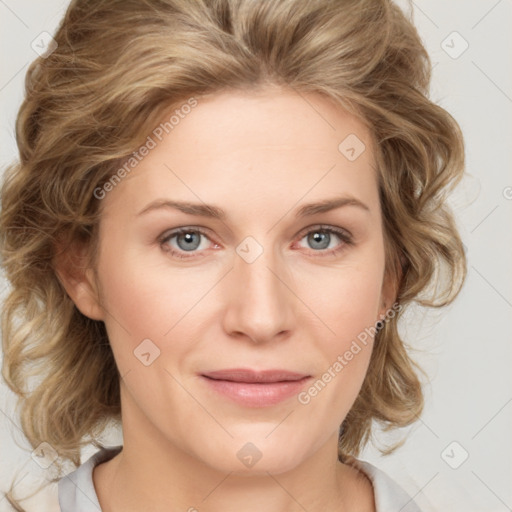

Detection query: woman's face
(86, 86), (394, 474)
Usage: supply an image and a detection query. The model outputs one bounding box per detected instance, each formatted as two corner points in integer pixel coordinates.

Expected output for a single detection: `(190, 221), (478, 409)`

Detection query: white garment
(57, 445), (423, 511)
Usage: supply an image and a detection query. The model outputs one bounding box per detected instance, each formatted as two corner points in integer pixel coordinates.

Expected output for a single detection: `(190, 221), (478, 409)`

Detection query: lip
(200, 368), (311, 407)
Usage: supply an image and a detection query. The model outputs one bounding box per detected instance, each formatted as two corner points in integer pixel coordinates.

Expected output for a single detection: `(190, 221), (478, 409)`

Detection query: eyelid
(292, 224), (354, 258)
(159, 224), (354, 259)
(158, 226), (216, 259)
(158, 225), (213, 242)
(295, 223), (353, 242)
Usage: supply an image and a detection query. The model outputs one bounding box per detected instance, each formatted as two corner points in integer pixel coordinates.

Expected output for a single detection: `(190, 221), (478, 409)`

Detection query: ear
(52, 235), (105, 321)
(377, 257), (402, 321)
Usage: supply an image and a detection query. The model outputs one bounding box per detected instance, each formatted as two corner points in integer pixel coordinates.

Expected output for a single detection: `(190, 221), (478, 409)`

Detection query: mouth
(201, 368), (310, 383)
(199, 368), (312, 407)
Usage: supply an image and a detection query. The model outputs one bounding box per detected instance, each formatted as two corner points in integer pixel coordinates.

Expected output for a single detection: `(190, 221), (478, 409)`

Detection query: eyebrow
(137, 195), (370, 219)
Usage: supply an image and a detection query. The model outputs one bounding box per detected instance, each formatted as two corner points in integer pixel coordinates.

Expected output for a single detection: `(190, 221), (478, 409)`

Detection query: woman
(0, 0), (466, 510)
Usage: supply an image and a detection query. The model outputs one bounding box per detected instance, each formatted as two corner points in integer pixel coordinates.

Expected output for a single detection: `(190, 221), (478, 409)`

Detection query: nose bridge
(224, 234), (294, 342)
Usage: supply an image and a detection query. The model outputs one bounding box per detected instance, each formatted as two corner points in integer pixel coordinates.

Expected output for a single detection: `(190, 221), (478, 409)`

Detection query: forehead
(102, 87), (379, 218)
(157, 87), (373, 160)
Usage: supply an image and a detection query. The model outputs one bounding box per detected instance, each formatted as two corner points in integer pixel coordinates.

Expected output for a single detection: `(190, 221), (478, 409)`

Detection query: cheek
(300, 259), (384, 347)
(297, 269), (381, 424)
(297, 253), (385, 402)
(97, 223), (385, 368)
(95, 237), (219, 374)
(95, 244), (180, 361)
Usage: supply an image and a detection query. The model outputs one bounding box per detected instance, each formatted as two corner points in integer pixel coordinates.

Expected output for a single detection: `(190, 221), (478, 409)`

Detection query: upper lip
(201, 368), (310, 383)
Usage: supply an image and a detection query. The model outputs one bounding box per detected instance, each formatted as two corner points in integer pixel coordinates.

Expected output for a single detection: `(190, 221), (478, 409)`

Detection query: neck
(93, 385), (373, 512)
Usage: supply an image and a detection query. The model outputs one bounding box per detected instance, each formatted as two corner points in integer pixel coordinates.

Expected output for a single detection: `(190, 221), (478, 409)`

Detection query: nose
(221, 239), (296, 345)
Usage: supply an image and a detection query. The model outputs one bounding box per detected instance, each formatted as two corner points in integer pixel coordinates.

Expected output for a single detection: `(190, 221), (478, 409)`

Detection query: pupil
(179, 232), (199, 251)
(310, 231), (329, 249)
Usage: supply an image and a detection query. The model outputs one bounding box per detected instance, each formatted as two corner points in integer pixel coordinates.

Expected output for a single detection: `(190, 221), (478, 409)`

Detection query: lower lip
(201, 376), (311, 407)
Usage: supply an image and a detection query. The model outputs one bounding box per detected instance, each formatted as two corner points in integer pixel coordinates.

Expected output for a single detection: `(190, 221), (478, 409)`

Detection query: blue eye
(307, 231), (332, 249)
(159, 225), (353, 260)
(295, 226), (353, 256)
(171, 230), (202, 251)
(160, 228), (211, 259)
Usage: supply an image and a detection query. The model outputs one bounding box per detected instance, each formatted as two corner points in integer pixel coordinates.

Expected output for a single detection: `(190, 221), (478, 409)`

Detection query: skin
(56, 85), (397, 512)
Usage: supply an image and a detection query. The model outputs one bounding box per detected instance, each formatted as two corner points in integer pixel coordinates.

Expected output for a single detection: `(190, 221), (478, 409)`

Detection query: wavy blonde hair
(0, 0), (466, 508)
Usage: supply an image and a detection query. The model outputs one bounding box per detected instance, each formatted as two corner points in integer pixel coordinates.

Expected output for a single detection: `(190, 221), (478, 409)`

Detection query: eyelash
(158, 225), (354, 260)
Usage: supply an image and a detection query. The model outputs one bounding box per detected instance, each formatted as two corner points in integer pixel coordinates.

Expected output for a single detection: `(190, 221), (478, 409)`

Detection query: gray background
(1, 1), (511, 510)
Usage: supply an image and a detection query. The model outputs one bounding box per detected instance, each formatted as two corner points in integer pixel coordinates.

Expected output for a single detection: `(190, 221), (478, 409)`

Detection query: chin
(195, 434), (310, 476)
